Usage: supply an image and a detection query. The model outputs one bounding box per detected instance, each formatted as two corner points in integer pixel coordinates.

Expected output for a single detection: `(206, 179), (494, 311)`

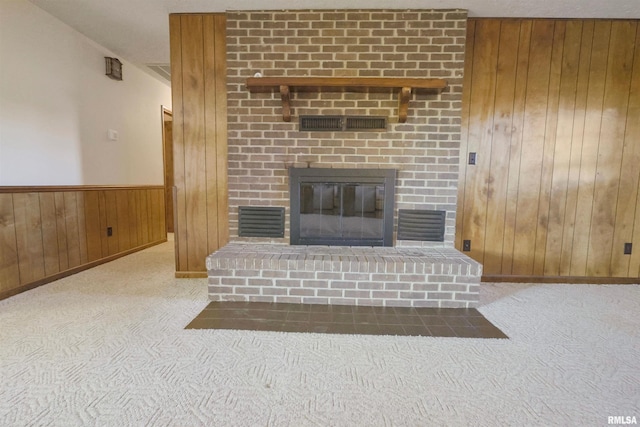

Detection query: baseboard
(0, 239), (167, 301)
(481, 275), (640, 284)
(175, 271), (208, 278)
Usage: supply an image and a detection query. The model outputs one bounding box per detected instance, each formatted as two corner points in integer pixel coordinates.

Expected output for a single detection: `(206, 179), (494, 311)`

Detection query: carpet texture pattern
(1, 240), (638, 426)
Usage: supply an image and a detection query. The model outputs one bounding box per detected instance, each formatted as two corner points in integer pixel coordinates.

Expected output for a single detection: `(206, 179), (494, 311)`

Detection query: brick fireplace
(206, 9), (482, 308)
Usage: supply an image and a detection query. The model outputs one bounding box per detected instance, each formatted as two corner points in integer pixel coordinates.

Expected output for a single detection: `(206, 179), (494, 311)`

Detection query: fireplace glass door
(290, 168), (395, 246)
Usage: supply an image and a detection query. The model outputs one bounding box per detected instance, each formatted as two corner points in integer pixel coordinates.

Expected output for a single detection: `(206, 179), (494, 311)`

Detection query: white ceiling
(28, 0), (640, 69)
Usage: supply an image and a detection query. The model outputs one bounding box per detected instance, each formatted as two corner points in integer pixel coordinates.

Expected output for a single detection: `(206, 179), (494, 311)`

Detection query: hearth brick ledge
(206, 244), (481, 308)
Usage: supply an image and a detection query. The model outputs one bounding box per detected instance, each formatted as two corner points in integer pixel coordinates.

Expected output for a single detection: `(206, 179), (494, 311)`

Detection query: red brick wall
(226, 9), (467, 246)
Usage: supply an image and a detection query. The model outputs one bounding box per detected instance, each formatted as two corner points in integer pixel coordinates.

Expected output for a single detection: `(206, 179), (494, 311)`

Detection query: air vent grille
(397, 209), (446, 242)
(146, 64), (171, 81)
(299, 116), (343, 131)
(299, 116), (387, 132)
(238, 206), (285, 238)
(345, 116), (387, 131)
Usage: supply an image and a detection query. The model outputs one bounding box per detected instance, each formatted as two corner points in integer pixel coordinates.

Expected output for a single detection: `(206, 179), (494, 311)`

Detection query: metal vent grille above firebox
(299, 116), (387, 132)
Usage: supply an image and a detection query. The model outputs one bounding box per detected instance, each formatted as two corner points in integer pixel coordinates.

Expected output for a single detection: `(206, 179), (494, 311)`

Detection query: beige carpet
(1, 240), (638, 426)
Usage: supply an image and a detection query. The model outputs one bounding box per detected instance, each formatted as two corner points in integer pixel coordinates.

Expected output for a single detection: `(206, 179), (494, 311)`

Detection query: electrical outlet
(624, 243), (632, 255)
(107, 227), (113, 237)
(463, 240), (471, 252)
(468, 152), (476, 165)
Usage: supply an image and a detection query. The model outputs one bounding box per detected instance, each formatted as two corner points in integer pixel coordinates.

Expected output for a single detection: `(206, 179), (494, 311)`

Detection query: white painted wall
(0, 0), (172, 186)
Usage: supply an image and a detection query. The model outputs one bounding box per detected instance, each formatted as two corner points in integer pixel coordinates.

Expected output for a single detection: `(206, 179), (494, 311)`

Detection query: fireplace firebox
(289, 168), (396, 246)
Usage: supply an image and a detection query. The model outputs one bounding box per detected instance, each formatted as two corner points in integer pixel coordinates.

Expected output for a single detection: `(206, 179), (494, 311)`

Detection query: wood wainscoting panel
(620, 25), (640, 278)
(570, 21), (611, 277)
(169, 14), (188, 275)
(483, 20), (520, 274)
(0, 194), (20, 292)
(104, 190), (119, 256)
(13, 193), (46, 284)
(84, 191), (103, 262)
(458, 19), (500, 267)
(182, 14), (208, 273)
(458, 18), (640, 280)
(511, 20), (555, 276)
(0, 186), (166, 300)
(170, 13), (228, 276)
(586, 21), (637, 277)
(116, 190), (132, 253)
(543, 20), (583, 277)
(127, 190), (140, 249)
(64, 191), (83, 269)
(150, 188), (166, 244)
(39, 192), (60, 277)
(502, 21), (534, 275)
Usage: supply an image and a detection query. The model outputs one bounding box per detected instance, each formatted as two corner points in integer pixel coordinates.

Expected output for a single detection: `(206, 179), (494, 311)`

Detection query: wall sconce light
(105, 57), (123, 81)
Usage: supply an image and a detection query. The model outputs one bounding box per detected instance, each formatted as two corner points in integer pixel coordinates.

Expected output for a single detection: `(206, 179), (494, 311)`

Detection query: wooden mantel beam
(245, 76), (447, 123)
(246, 76), (448, 91)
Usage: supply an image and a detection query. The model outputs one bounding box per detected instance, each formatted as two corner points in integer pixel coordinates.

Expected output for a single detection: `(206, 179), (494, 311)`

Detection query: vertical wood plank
(0, 194), (20, 292)
(98, 191), (109, 257)
(146, 190), (154, 243)
(127, 190), (139, 248)
(63, 192), (81, 268)
(84, 191), (103, 262)
(501, 21), (532, 274)
(135, 190), (143, 245)
(104, 190), (119, 256)
(532, 22), (565, 275)
(586, 21), (636, 276)
(148, 189), (158, 242)
(76, 192), (88, 265)
(618, 24), (640, 277)
(39, 192), (60, 276)
(182, 15), (208, 272)
(54, 192), (69, 271)
(13, 193), (45, 284)
(170, 14), (188, 272)
(570, 21), (612, 276)
(164, 119), (175, 233)
(460, 19), (501, 265)
(154, 188), (166, 241)
(511, 20), (555, 275)
(543, 21), (583, 276)
(559, 21), (595, 276)
(204, 14), (220, 256)
(139, 190), (150, 245)
(158, 189), (166, 240)
(115, 190), (131, 252)
(481, 20), (520, 274)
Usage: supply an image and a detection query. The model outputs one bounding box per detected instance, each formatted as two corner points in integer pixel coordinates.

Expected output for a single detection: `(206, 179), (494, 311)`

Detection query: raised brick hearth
(207, 244), (481, 308)
(207, 9), (480, 309)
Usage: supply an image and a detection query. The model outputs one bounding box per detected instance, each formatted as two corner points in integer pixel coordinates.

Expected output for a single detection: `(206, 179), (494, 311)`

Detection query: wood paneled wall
(0, 186), (166, 299)
(169, 14), (228, 277)
(457, 19), (640, 280)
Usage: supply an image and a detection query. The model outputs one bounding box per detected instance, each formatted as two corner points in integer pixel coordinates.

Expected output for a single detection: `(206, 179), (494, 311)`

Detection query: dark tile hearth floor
(186, 302), (508, 339)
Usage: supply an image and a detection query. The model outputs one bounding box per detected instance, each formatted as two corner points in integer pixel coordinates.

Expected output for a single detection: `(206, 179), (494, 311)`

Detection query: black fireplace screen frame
(289, 168), (396, 246)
